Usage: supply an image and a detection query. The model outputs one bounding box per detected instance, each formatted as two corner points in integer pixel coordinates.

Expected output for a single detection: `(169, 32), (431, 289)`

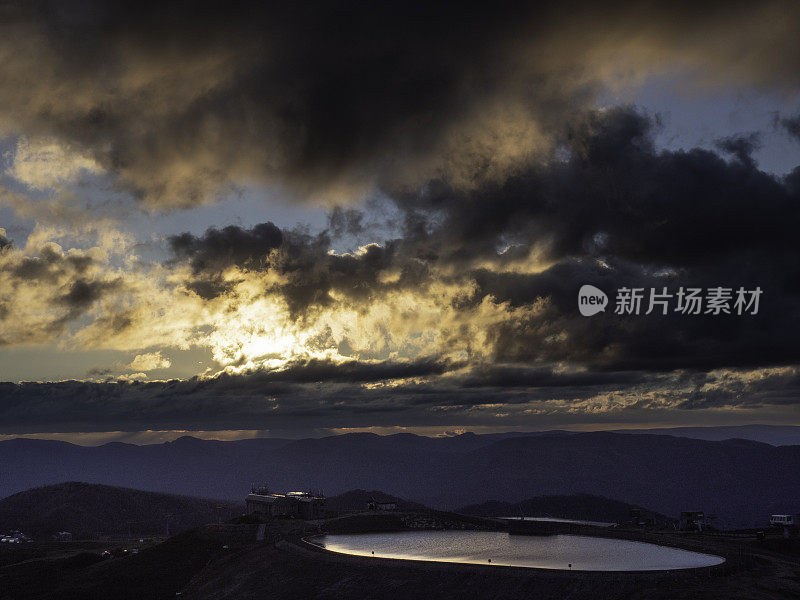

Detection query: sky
(0, 0), (800, 442)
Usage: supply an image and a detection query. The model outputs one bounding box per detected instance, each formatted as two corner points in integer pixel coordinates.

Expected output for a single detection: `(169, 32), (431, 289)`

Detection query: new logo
(578, 285), (608, 316)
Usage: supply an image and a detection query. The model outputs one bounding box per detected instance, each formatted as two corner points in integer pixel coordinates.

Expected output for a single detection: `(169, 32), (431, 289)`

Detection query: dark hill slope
(0, 482), (242, 539)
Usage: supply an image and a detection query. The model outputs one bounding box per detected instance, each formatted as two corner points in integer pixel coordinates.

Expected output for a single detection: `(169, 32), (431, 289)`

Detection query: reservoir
(311, 531), (725, 571)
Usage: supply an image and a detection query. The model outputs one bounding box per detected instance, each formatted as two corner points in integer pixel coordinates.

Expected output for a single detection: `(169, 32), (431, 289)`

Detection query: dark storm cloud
(164, 106), (800, 375)
(170, 223), (284, 274)
(1, 1), (800, 206)
(675, 368), (800, 410)
(780, 115), (800, 141)
(1, 363), (798, 433)
(380, 107), (800, 371)
(156, 106), (800, 375)
(716, 133), (761, 167)
(0, 0), (577, 205)
(399, 108), (798, 268)
(169, 223), (403, 315)
(169, 222), (284, 298)
(58, 279), (120, 311)
(0, 235), (122, 342)
(327, 208), (365, 239)
(213, 358), (453, 386)
(454, 364), (649, 389)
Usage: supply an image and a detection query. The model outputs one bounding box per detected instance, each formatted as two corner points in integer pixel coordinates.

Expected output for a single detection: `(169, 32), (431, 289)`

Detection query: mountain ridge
(2, 431), (799, 528)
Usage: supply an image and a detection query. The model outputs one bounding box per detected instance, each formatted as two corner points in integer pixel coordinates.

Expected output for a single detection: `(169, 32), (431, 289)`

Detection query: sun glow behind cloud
(205, 294), (329, 371)
(198, 270), (494, 374)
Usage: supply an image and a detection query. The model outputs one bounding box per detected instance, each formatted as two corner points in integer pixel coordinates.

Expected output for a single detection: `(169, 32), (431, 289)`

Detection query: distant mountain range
(0, 482), (242, 539)
(611, 424), (800, 447)
(2, 430), (800, 528)
(462, 424), (800, 446)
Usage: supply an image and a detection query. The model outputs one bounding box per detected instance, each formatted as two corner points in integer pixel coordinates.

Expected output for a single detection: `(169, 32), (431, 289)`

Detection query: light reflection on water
(312, 531), (725, 571)
(503, 517), (616, 527)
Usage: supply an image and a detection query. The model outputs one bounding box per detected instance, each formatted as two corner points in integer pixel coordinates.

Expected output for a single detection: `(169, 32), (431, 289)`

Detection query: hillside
(0, 482), (242, 539)
(2, 432), (800, 528)
(458, 494), (670, 525)
(325, 489), (427, 512)
(0, 528), (229, 600)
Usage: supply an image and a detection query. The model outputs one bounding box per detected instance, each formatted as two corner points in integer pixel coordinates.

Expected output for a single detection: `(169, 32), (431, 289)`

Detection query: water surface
(502, 516), (616, 527)
(312, 531), (724, 571)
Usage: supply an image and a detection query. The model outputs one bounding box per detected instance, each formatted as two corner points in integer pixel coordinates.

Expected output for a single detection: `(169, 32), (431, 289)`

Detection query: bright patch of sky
(600, 73), (800, 175)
